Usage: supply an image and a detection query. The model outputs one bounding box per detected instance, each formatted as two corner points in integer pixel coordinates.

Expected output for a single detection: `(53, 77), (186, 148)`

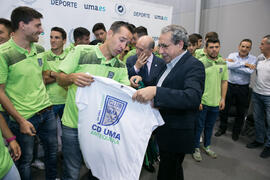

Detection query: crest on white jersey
(98, 95), (127, 126)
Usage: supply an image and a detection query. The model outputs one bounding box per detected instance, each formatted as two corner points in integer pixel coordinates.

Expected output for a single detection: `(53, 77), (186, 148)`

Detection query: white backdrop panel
(0, 0), (172, 49)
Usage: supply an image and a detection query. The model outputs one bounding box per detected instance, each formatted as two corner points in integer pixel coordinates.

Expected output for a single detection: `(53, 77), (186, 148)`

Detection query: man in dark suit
(127, 36), (165, 172)
(131, 25), (205, 180)
(126, 35), (166, 87)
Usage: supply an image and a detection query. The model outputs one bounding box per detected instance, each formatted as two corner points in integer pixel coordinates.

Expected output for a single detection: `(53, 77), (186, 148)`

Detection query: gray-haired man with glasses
(131, 25), (205, 180)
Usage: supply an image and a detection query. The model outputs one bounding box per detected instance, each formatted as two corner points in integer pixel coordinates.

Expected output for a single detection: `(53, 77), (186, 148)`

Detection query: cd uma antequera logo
(98, 95), (127, 126)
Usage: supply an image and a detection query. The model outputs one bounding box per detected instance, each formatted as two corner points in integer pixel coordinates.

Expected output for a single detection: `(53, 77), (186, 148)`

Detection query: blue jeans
(252, 92), (270, 147)
(61, 125), (83, 180)
(53, 104), (65, 146)
(195, 105), (219, 148)
(53, 104), (65, 119)
(8, 108), (57, 180)
(2, 164), (21, 180)
(0, 111), (10, 122)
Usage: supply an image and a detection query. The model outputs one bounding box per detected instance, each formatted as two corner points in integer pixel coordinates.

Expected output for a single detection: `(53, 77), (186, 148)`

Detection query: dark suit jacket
(126, 54), (166, 86)
(154, 51), (205, 154)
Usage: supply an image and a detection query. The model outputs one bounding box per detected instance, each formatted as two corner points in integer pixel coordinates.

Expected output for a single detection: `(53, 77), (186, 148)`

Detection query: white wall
(172, 11), (195, 34)
(143, 0), (196, 33)
(200, 0), (270, 57)
(0, 0), (172, 49)
(1, 0), (269, 57)
(146, 0), (270, 57)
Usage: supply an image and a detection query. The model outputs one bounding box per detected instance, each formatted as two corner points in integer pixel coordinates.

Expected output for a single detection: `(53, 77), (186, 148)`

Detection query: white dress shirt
(157, 51), (187, 87)
(134, 53), (154, 75)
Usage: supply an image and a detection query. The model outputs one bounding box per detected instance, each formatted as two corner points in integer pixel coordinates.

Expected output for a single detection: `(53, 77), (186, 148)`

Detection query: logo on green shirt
(38, 58), (43, 66)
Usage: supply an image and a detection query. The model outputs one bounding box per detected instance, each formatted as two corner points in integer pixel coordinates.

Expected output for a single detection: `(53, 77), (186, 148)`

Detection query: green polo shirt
(122, 48), (136, 64)
(0, 130), (13, 179)
(64, 43), (75, 54)
(42, 50), (68, 105)
(200, 56), (228, 107)
(195, 48), (205, 60)
(59, 44), (130, 128)
(0, 43), (45, 112)
(195, 48), (222, 60)
(0, 38), (52, 119)
(153, 51), (162, 58)
(36, 44), (45, 54)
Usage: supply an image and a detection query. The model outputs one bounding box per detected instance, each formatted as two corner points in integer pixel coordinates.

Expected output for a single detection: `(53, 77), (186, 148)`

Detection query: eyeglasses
(136, 47), (144, 52)
(158, 43), (173, 49)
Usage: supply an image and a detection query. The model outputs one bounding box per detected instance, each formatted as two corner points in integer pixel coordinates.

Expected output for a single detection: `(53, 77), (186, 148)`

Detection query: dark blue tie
(141, 64), (149, 80)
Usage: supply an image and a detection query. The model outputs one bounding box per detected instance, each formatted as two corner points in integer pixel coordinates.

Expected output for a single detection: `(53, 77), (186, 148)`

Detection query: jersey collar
(95, 44), (118, 67)
(9, 38), (37, 57)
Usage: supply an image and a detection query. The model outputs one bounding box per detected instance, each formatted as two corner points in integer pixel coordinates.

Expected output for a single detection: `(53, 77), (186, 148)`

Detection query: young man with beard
(0, 6), (57, 180)
(193, 38), (228, 162)
(195, 31), (219, 60)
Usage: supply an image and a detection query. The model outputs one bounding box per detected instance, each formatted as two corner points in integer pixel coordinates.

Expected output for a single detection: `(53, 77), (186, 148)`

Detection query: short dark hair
(0, 18), (13, 34)
(192, 33), (202, 40)
(11, 6), (43, 31)
(51, 27), (66, 40)
(110, 21), (134, 34)
(188, 34), (199, 46)
(73, 27), (90, 42)
(240, 38), (252, 45)
(129, 24), (136, 32)
(134, 26), (148, 38)
(205, 32), (218, 40)
(89, 39), (102, 45)
(206, 37), (220, 47)
(92, 23), (106, 33)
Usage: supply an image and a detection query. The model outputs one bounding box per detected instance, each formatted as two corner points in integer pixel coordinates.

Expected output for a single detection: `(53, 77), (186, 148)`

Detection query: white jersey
(76, 75), (164, 180)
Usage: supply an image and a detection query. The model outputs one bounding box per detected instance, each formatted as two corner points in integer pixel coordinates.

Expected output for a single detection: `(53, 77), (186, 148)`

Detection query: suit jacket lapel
(161, 51), (191, 87)
(149, 55), (158, 78)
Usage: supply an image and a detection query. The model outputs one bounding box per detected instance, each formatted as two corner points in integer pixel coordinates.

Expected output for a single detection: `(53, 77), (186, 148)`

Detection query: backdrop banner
(0, 0), (172, 49)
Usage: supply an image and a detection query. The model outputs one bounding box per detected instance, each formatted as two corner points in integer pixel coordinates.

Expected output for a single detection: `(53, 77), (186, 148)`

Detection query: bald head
(136, 35), (155, 57)
(137, 35), (154, 49)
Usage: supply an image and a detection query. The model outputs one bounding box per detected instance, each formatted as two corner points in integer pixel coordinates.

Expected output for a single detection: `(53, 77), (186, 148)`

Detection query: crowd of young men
(0, 5), (270, 180)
